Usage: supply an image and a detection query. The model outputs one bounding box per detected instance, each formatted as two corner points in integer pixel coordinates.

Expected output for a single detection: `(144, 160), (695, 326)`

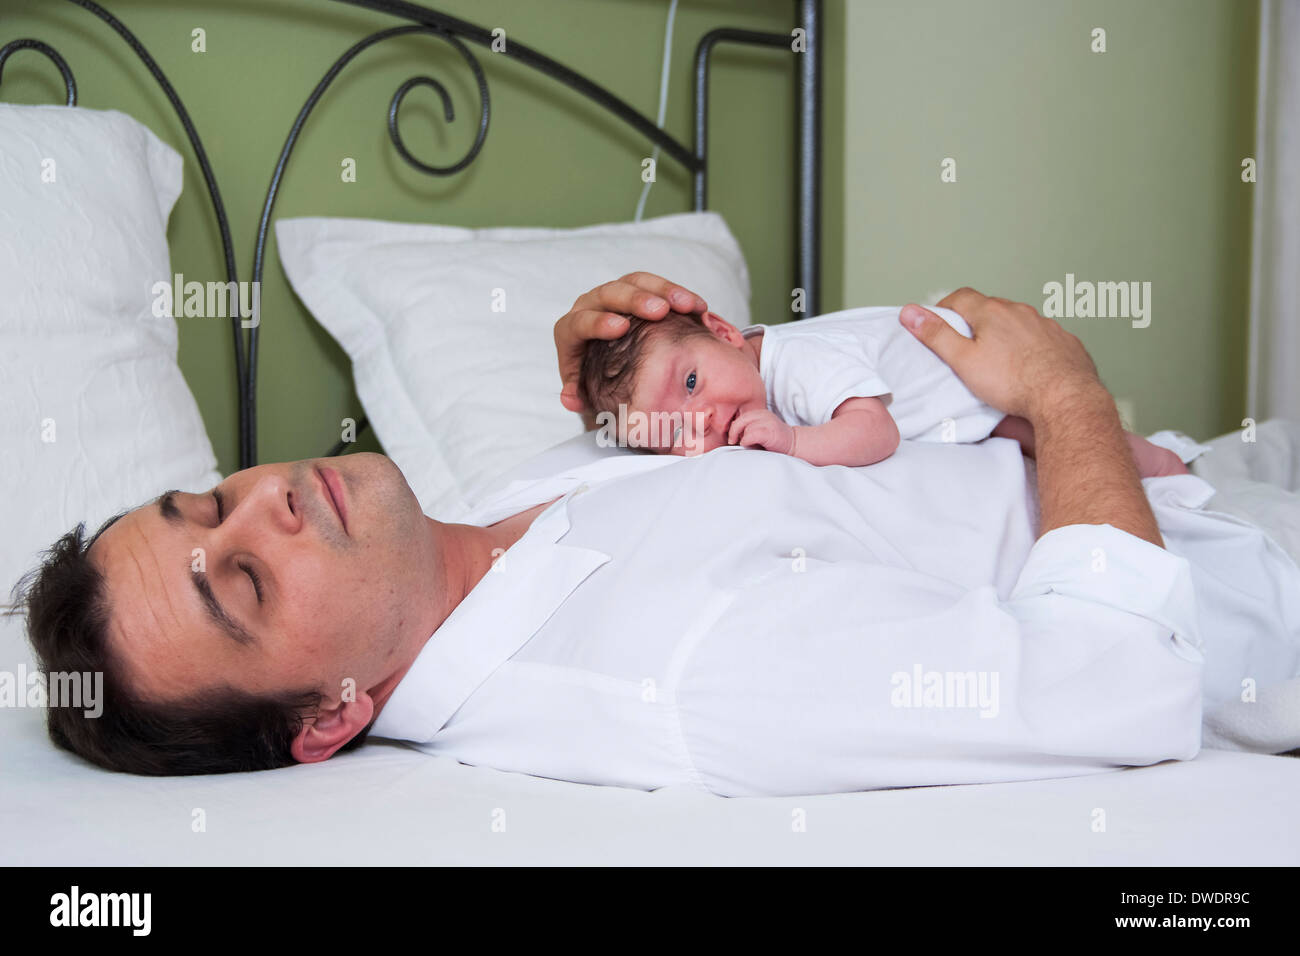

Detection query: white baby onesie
(742, 305), (1006, 443)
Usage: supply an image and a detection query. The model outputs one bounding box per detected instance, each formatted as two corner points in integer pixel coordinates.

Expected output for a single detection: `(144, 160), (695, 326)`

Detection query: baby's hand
(728, 408), (795, 455)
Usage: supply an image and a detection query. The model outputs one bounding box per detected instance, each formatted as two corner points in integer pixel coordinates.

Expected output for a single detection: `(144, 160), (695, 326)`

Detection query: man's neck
(369, 500), (561, 720)
(366, 512), (533, 723)
(426, 507), (554, 629)
(741, 328), (763, 367)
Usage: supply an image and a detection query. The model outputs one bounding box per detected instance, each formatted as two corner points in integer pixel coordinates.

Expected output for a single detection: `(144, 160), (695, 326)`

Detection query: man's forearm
(1030, 383), (1164, 548)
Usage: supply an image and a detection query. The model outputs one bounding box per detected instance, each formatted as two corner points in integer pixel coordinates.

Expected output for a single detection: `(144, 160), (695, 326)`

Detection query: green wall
(6, 0), (1254, 459)
(842, 0), (1258, 439)
(4, 0), (836, 474)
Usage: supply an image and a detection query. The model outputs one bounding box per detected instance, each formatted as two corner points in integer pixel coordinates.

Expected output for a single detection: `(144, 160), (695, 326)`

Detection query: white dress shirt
(743, 306), (1005, 442)
(371, 439), (1300, 796)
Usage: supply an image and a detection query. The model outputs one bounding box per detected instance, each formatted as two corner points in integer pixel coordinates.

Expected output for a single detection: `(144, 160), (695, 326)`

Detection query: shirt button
(573, 482), (591, 496)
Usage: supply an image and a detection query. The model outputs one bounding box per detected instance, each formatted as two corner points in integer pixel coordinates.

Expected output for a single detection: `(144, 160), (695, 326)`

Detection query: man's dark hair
(13, 516), (372, 775)
(578, 310), (716, 415)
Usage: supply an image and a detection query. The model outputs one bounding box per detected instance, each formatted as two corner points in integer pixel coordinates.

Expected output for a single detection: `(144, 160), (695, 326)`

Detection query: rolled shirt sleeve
(1002, 523), (1204, 759)
(672, 523), (1207, 797)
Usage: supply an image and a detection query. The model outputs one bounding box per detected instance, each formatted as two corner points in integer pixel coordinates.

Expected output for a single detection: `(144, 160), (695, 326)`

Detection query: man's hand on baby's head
(555, 273), (709, 416)
(728, 408), (796, 455)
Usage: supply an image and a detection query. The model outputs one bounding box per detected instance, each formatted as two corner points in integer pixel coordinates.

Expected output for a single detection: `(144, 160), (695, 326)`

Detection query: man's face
(629, 322), (767, 456)
(89, 453), (438, 722)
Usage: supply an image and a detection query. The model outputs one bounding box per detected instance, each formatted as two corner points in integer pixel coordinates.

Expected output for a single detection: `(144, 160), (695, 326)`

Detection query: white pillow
(0, 104), (222, 597)
(276, 211), (751, 518)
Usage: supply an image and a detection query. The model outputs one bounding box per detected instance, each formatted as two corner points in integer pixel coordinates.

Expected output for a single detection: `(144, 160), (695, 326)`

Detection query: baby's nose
(699, 406), (718, 434)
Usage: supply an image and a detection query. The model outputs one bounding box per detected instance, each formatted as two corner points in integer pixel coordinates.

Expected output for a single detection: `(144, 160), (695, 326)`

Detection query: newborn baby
(577, 305), (1188, 475)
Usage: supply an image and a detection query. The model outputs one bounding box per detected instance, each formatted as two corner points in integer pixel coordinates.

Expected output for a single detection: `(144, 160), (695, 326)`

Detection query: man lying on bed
(17, 278), (1300, 793)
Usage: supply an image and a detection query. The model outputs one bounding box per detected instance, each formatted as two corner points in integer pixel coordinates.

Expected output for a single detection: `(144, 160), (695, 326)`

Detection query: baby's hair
(578, 310), (716, 416)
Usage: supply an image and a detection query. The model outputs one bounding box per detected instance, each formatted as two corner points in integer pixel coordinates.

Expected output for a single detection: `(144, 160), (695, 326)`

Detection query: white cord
(634, 0), (679, 221)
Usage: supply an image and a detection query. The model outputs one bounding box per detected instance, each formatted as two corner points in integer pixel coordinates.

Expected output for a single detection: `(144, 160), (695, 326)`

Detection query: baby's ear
(701, 310), (743, 345)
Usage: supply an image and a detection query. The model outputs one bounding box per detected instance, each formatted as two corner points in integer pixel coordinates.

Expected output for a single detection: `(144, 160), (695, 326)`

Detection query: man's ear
(701, 311), (744, 347)
(290, 692), (376, 764)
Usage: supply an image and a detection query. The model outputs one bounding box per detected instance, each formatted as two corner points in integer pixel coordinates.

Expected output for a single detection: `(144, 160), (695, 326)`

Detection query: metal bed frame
(0, 0), (823, 470)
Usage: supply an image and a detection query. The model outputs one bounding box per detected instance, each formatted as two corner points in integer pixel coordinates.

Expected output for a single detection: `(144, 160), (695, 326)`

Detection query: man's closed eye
(212, 488), (264, 604)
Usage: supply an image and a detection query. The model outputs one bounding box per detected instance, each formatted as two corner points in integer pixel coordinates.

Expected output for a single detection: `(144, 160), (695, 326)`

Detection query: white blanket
(1188, 420), (1300, 754)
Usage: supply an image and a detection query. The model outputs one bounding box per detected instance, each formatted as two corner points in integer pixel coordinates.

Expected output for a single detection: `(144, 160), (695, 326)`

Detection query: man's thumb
(899, 304), (968, 363)
(560, 379), (587, 413)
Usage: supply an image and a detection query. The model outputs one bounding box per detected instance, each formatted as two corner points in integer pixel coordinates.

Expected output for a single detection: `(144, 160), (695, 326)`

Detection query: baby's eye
(685, 371), (697, 394)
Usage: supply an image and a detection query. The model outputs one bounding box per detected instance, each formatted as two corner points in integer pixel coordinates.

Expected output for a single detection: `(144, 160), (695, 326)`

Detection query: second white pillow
(276, 211), (752, 518)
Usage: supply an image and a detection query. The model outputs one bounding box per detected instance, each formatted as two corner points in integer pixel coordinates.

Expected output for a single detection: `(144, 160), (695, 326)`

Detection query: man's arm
(1030, 381), (1161, 547)
(899, 290), (1163, 548)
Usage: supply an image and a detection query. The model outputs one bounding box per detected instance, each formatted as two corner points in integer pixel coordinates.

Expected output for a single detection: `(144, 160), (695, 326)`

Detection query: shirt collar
(371, 489), (610, 743)
(371, 448), (744, 743)
(452, 450), (685, 526)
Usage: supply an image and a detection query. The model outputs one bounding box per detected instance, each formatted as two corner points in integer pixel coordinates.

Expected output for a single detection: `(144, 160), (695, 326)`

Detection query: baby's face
(626, 326), (767, 456)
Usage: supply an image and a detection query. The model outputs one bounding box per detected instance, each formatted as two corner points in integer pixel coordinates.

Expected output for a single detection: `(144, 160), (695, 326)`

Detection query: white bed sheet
(4, 427), (1299, 866)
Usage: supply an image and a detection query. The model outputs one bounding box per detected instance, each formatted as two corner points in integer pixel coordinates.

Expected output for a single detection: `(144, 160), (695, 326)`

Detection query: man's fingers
(575, 275), (707, 320)
(575, 283), (668, 320)
(934, 286), (987, 314)
(560, 381), (586, 413)
(619, 272), (708, 315)
(555, 310), (634, 407)
(560, 309), (631, 344)
(899, 304), (974, 369)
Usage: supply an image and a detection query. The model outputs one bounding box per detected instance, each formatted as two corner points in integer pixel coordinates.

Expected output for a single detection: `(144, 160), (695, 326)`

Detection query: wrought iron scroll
(249, 23), (493, 464)
(0, 39), (78, 104)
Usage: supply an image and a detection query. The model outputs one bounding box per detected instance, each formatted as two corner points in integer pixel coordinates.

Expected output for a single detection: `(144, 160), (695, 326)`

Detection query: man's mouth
(317, 466), (349, 534)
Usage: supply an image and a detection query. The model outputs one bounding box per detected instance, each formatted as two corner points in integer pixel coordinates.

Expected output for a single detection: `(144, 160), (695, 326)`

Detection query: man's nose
(221, 474), (303, 538)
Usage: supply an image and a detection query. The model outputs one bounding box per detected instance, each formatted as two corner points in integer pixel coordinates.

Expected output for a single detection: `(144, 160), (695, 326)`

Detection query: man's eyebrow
(157, 488), (255, 647)
(165, 489), (257, 648)
(190, 570), (257, 648)
(158, 490), (183, 525)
